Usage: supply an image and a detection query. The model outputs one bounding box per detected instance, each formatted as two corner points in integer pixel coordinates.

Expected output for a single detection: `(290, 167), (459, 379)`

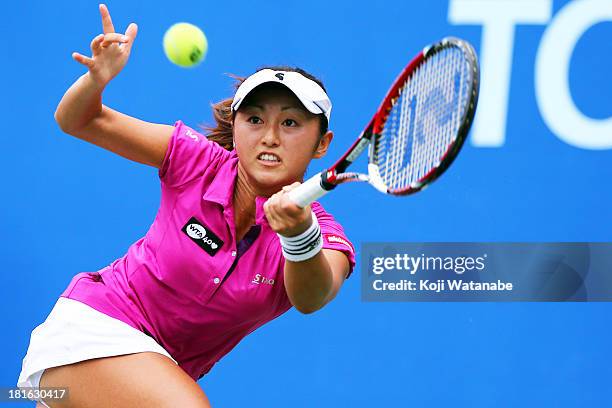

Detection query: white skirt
(17, 297), (177, 404)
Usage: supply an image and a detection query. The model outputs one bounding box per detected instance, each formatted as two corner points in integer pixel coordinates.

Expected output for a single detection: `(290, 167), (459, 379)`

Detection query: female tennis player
(17, 4), (355, 407)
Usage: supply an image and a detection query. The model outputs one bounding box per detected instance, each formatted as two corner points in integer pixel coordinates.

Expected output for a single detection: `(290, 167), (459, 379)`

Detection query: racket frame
(288, 37), (480, 207)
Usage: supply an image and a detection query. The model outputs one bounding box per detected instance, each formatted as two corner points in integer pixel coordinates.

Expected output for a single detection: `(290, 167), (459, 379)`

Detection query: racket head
(368, 37), (480, 196)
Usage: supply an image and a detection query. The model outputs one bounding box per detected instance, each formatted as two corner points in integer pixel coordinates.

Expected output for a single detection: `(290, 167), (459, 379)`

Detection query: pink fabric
(60, 120), (356, 381)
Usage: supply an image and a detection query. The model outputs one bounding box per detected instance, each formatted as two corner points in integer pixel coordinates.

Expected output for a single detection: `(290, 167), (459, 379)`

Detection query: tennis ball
(163, 22), (208, 67)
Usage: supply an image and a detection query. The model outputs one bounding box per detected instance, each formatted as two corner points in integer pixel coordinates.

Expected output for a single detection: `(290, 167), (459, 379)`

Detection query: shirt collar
(202, 149), (269, 226)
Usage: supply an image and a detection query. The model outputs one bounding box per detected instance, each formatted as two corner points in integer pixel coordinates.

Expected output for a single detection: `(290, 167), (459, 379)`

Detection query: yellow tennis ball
(163, 22), (208, 67)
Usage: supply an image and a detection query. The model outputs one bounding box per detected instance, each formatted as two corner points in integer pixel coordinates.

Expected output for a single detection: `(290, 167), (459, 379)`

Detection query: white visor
(231, 69), (332, 123)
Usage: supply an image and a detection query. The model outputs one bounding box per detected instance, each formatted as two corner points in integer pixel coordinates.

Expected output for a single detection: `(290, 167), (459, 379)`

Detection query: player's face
(233, 84), (331, 196)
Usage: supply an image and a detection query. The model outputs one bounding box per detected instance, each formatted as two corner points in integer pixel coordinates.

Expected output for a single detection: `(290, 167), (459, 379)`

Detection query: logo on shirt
(324, 234), (354, 253)
(182, 217), (224, 256)
(185, 129), (199, 142)
(252, 273), (275, 286)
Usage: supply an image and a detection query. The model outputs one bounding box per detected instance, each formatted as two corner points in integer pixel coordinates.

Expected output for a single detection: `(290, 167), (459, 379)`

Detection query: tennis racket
(288, 37), (480, 207)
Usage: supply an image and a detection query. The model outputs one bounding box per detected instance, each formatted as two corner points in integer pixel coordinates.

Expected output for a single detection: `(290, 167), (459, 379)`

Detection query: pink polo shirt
(60, 120), (356, 381)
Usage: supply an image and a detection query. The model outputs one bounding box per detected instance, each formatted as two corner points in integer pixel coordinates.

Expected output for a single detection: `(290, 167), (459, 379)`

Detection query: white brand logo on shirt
(186, 223), (218, 249)
(186, 129), (199, 142)
(325, 234), (353, 253)
(252, 274), (275, 286)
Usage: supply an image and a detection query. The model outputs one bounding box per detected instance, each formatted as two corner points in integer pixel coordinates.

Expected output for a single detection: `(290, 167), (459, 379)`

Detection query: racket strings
(375, 46), (473, 192)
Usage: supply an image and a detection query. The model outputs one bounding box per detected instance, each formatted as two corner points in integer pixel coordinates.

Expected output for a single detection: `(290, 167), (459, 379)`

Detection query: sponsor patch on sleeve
(323, 234), (355, 253)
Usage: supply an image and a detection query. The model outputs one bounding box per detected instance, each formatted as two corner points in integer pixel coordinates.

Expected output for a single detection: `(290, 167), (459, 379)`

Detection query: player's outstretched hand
(264, 182), (313, 237)
(72, 4), (138, 86)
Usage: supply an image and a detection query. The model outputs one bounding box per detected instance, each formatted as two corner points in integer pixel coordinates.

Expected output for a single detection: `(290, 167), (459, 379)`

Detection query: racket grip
(288, 172), (332, 208)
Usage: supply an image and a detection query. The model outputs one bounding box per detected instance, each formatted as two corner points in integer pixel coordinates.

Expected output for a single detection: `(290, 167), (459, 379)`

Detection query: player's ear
(313, 131), (333, 159)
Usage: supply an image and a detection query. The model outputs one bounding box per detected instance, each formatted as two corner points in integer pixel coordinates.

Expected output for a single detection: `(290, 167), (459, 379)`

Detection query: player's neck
(233, 165), (258, 226)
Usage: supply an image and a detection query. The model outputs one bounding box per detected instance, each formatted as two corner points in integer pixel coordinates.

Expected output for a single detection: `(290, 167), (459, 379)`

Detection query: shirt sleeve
(311, 202), (357, 279)
(158, 120), (229, 188)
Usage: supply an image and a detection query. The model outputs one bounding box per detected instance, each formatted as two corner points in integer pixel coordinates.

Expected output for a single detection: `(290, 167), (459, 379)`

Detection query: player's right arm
(54, 3), (172, 169)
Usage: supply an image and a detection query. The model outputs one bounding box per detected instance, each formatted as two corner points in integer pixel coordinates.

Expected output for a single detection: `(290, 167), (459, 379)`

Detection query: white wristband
(277, 212), (323, 262)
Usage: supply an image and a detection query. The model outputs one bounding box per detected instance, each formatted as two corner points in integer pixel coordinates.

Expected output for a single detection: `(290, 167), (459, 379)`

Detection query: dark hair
(199, 65), (330, 151)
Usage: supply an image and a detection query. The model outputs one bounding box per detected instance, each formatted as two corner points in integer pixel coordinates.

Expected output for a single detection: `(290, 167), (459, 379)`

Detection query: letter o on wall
(536, 0), (612, 149)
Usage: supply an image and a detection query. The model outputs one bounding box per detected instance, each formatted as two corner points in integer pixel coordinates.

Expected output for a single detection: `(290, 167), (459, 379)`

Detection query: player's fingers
(263, 197), (279, 220)
(266, 195), (300, 231)
(274, 191), (304, 218)
(100, 32), (130, 48)
(281, 182), (301, 193)
(270, 193), (296, 217)
(124, 22), (138, 38)
(72, 52), (95, 69)
(90, 33), (104, 54)
(122, 23), (138, 53)
(264, 202), (283, 229)
(268, 193), (287, 213)
(99, 3), (115, 34)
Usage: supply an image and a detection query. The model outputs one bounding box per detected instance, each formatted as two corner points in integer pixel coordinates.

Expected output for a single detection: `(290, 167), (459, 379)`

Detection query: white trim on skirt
(17, 297), (177, 405)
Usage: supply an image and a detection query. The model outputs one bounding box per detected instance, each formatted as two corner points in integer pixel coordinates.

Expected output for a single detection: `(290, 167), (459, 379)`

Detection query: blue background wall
(3, 0), (611, 406)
